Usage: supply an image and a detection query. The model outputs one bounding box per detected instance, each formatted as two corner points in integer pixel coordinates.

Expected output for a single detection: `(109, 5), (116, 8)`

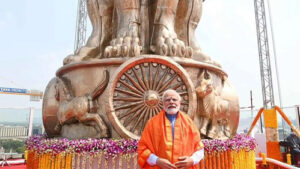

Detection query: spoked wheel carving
(107, 56), (196, 139)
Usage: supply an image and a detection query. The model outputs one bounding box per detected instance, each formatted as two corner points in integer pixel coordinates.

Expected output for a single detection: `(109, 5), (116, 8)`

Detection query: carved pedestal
(43, 55), (239, 140)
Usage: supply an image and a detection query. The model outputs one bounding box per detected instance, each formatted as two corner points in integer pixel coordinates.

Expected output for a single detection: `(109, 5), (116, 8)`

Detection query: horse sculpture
(54, 70), (110, 138)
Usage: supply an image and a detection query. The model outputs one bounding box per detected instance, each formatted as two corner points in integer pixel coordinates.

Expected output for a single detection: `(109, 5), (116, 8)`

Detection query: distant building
(0, 126), (28, 138)
(32, 125), (43, 135)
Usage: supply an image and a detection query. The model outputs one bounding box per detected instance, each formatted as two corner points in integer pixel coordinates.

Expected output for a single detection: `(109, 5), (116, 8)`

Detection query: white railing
(256, 157), (300, 169)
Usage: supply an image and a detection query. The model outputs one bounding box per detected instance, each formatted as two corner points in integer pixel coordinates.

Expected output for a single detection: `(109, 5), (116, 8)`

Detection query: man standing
(286, 129), (300, 165)
(138, 89), (204, 169)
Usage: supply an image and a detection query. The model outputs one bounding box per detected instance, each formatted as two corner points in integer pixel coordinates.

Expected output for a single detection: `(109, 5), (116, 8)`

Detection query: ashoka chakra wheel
(107, 56), (196, 139)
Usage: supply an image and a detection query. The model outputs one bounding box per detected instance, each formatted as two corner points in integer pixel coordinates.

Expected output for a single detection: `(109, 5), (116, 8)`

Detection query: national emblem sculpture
(43, 0), (239, 140)
(63, 0), (211, 63)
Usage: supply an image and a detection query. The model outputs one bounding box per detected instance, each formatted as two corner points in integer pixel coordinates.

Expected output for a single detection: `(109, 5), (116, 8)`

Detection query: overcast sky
(0, 0), (299, 114)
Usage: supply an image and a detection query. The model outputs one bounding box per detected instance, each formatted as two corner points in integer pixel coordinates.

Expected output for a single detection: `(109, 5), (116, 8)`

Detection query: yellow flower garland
(26, 148), (257, 169)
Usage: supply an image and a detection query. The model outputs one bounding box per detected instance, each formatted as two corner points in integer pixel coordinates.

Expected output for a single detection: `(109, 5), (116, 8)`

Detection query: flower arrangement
(202, 134), (257, 153)
(26, 134), (256, 157)
(201, 134), (257, 169)
(25, 134), (257, 169)
(26, 134), (138, 158)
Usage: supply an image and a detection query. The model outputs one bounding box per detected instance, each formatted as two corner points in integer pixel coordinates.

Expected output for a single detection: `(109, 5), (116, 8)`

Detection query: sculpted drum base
(43, 55), (239, 140)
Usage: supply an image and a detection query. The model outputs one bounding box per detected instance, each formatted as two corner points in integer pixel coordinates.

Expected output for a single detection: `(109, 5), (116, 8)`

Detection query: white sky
(0, 0), (299, 112)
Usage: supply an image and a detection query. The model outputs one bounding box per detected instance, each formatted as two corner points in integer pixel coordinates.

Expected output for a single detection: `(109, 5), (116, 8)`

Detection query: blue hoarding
(0, 87), (28, 94)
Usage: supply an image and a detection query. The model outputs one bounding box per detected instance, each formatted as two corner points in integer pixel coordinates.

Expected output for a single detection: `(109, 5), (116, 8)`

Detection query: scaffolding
(74, 0), (88, 52)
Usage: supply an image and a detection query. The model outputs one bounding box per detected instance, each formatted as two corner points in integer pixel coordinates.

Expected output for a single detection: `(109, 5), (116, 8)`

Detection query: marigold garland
(26, 134), (257, 169)
(119, 154), (123, 169)
(217, 152), (221, 168)
(208, 153), (212, 169)
(204, 151), (208, 169)
(104, 158), (108, 169)
(76, 153), (80, 169)
(88, 154), (92, 169)
(82, 153), (86, 169)
(220, 152), (225, 169)
(66, 153), (72, 169)
(71, 153), (75, 169)
(97, 153), (102, 168)
(228, 150), (232, 169)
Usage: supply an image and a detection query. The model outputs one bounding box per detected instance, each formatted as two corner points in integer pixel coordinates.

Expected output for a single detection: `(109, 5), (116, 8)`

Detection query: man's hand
(174, 156), (194, 169)
(156, 158), (177, 169)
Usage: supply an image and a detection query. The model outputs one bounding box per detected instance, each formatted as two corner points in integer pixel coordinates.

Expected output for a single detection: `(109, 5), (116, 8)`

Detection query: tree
(0, 139), (25, 153)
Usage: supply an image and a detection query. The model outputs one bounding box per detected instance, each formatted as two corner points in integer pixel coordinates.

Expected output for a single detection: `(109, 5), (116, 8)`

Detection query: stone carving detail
(63, 0), (212, 64)
(195, 69), (239, 139)
(54, 70), (110, 138)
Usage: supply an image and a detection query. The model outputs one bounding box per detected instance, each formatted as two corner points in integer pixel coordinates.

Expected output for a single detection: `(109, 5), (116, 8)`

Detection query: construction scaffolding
(74, 0), (88, 52)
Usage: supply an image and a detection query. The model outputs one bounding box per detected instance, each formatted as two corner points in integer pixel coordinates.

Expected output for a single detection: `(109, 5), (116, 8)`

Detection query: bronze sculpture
(43, 0), (240, 140)
(195, 70), (239, 139)
(64, 0), (211, 64)
(54, 70), (109, 138)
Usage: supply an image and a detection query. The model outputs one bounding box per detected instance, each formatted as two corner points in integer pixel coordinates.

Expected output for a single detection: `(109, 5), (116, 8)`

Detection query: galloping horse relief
(54, 70), (110, 138)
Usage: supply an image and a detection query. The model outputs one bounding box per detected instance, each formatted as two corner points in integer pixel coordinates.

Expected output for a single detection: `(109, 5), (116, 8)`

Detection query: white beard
(164, 106), (180, 114)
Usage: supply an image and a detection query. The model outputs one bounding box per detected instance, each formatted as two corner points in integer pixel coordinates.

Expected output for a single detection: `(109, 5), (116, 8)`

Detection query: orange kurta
(138, 110), (204, 169)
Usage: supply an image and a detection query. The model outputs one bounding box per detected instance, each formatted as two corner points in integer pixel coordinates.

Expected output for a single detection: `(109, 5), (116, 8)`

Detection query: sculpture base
(43, 55), (239, 140)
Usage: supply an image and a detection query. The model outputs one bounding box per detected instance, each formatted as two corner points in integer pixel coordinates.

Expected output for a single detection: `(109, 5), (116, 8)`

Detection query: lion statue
(64, 0), (212, 64)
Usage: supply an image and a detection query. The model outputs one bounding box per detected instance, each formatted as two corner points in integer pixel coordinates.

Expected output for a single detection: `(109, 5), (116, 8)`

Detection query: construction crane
(74, 0), (88, 52)
(253, 0), (275, 109)
(0, 87), (43, 101)
(253, 0), (290, 161)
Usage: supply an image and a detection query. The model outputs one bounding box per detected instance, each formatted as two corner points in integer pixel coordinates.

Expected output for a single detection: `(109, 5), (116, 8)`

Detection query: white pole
(28, 107), (34, 137)
(265, 0), (283, 106)
(296, 105), (300, 130)
(266, 0), (285, 137)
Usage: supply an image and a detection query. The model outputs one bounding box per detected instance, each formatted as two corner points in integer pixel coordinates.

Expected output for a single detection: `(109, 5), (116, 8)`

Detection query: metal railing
(256, 157), (300, 169)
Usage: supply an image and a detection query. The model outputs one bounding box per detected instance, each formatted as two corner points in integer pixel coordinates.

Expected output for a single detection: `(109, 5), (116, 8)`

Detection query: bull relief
(43, 0), (239, 140)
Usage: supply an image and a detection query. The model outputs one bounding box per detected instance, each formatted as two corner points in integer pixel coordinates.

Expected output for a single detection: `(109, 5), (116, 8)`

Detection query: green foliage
(16, 146), (26, 153)
(0, 139), (25, 153)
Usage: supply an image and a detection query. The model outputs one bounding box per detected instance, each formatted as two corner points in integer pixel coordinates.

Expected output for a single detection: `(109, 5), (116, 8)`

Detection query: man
(286, 129), (300, 165)
(138, 89), (204, 169)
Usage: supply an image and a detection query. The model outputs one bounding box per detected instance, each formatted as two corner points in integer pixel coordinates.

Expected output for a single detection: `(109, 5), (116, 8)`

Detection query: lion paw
(63, 54), (84, 65)
(104, 27), (142, 58)
(63, 46), (100, 65)
(151, 25), (192, 57)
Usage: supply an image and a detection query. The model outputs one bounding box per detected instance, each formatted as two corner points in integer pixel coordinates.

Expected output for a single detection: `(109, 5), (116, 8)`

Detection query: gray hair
(162, 89), (182, 102)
